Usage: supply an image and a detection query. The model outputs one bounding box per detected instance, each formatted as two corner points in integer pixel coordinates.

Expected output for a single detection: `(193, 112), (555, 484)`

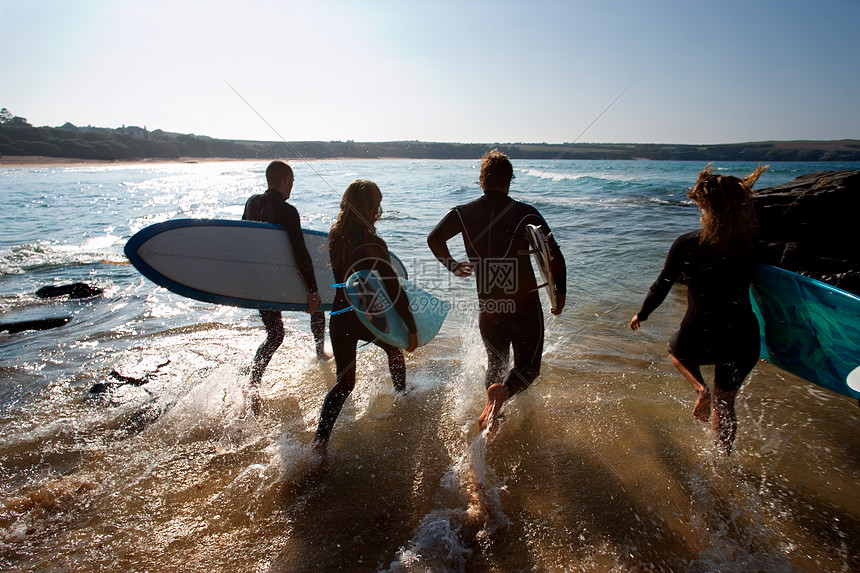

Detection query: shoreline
(5, 153), (860, 169)
(0, 155), (424, 168)
(0, 156), (268, 168)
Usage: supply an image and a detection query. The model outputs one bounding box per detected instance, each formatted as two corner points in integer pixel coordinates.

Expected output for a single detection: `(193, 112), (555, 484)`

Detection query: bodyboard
(125, 219), (407, 312)
(343, 269), (448, 348)
(525, 223), (559, 313)
(749, 263), (860, 399)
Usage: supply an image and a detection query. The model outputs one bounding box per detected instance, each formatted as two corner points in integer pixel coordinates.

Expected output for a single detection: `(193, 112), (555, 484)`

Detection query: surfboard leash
(328, 282), (354, 317)
(326, 282), (383, 350)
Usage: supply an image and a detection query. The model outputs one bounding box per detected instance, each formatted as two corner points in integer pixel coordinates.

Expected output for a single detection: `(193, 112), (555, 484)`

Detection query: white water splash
(388, 431), (511, 572)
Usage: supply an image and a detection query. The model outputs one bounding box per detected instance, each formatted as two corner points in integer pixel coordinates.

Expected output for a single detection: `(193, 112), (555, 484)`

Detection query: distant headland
(1, 108), (858, 163)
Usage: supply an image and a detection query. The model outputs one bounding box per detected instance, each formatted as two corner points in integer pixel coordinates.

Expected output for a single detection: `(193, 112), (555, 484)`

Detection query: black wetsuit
(428, 193), (566, 395)
(242, 190), (321, 383)
(315, 232), (417, 442)
(637, 230), (759, 392)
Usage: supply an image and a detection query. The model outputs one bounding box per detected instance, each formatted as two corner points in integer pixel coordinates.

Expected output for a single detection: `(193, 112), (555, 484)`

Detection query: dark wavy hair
(479, 149), (514, 192)
(687, 163), (768, 248)
(329, 179), (383, 266)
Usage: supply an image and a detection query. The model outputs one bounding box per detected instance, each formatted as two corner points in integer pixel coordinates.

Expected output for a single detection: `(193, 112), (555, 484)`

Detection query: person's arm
(364, 239), (419, 351)
(427, 210), (473, 277)
(280, 204), (320, 312)
(633, 235), (684, 325)
(242, 193), (266, 222)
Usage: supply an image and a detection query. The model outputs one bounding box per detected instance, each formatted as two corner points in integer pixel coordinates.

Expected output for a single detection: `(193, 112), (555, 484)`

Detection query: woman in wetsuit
(312, 180), (418, 454)
(630, 163), (768, 455)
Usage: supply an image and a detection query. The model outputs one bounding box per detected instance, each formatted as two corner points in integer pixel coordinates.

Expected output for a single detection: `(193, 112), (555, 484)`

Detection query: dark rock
(87, 360), (171, 394)
(35, 282), (103, 299)
(754, 170), (860, 295)
(0, 316), (71, 333)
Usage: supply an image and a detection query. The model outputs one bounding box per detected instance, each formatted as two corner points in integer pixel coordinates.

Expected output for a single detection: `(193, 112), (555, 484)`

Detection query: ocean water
(1, 159), (858, 572)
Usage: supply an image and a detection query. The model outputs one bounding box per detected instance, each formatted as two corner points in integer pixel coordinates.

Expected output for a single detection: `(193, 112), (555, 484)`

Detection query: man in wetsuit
(242, 160), (327, 414)
(427, 149), (566, 431)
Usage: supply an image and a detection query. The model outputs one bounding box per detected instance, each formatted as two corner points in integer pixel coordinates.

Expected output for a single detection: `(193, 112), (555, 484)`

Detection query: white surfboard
(343, 269), (448, 348)
(525, 223), (560, 313)
(125, 219), (407, 311)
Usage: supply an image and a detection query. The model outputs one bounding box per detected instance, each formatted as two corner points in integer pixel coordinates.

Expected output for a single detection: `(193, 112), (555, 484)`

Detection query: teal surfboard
(749, 263), (860, 399)
(343, 270), (448, 348)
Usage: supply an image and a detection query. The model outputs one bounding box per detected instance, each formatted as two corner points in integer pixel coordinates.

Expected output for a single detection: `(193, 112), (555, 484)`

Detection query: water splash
(388, 430), (511, 572)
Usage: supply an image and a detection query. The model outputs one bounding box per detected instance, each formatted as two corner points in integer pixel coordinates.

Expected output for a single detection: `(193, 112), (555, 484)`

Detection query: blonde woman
(630, 163), (768, 455)
(312, 180), (418, 454)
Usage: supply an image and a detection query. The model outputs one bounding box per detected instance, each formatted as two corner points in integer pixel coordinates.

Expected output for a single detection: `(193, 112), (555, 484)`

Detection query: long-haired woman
(312, 180), (418, 454)
(630, 163), (768, 455)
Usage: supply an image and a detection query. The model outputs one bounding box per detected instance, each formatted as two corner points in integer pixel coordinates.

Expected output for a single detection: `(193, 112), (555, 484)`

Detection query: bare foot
(244, 386), (262, 416)
(317, 351), (333, 362)
(478, 383), (510, 432)
(693, 387), (711, 423)
(310, 436), (328, 457)
(459, 478), (488, 540)
(478, 402), (495, 433)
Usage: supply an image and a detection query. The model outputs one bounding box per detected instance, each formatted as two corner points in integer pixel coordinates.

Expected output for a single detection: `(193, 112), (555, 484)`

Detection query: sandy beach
(0, 155), (413, 168)
(2, 158), (859, 572)
(0, 155), (267, 168)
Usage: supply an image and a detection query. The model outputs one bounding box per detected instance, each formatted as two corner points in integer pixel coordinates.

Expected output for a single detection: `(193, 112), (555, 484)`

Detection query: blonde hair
(329, 179), (383, 265)
(687, 163), (768, 248)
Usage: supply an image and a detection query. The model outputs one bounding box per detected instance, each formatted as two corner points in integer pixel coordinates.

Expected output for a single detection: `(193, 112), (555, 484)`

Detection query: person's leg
(248, 311), (285, 413)
(504, 306), (544, 396)
(477, 312), (515, 432)
(365, 336), (406, 393)
(711, 385), (738, 455)
(712, 349), (757, 455)
(479, 312), (510, 389)
(380, 344), (406, 393)
(250, 310), (285, 386)
(480, 310), (543, 432)
(310, 311), (332, 361)
(669, 354), (711, 423)
(314, 314), (358, 450)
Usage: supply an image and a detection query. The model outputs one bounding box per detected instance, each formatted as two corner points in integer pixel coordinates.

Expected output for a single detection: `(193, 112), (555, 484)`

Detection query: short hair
(479, 149), (514, 192)
(266, 160), (293, 186)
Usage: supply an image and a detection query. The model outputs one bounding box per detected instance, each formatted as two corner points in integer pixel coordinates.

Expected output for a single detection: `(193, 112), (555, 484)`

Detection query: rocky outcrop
(35, 282), (103, 299)
(754, 170), (860, 295)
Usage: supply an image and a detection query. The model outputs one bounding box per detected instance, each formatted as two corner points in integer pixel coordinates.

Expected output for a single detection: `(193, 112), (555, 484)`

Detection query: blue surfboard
(749, 263), (860, 399)
(343, 270), (448, 348)
(125, 219), (407, 312)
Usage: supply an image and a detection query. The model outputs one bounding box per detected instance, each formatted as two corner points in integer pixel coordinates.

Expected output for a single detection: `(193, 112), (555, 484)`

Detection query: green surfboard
(750, 263), (860, 399)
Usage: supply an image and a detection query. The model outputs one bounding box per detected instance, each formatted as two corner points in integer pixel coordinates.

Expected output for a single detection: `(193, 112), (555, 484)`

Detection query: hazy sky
(2, 0), (858, 144)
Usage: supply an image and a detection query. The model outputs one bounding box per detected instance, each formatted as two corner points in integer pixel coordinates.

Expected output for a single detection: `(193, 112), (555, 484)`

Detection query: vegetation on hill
(2, 108), (859, 162)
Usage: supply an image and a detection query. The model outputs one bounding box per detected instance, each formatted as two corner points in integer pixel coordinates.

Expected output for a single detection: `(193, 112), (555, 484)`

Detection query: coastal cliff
(754, 170), (860, 295)
(2, 120), (859, 162)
